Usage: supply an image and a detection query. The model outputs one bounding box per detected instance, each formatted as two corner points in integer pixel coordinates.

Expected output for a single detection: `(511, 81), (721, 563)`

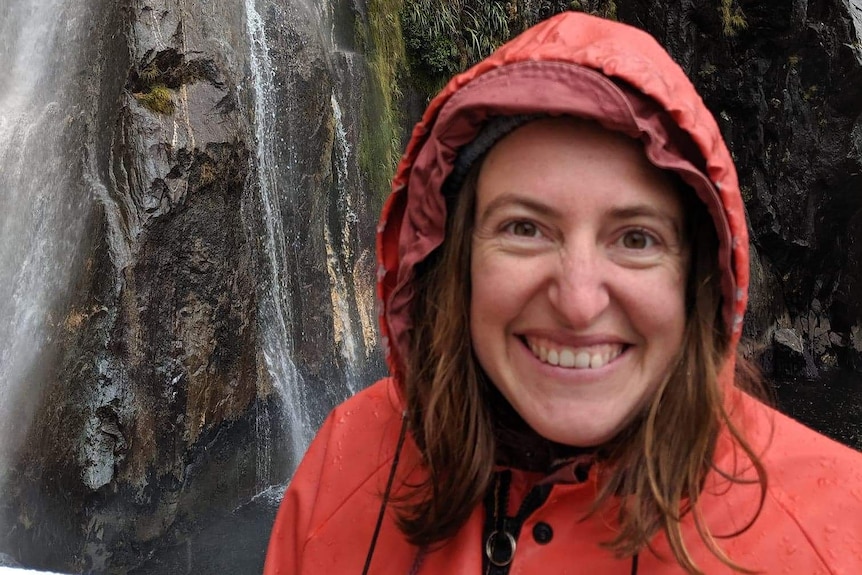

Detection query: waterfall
(0, 0), (93, 479)
(245, 0), (380, 480)
(320, 0), (380, 398)
(325, 93), (363, 395)
(244, 0), (313, 471)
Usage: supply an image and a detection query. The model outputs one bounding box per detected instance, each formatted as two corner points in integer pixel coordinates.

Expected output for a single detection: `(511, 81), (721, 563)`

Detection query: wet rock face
(1, 1), (280, 572)
(0, 1), (381, 574)
(2, 0), (386, 570)
(619, 0), (862, 377)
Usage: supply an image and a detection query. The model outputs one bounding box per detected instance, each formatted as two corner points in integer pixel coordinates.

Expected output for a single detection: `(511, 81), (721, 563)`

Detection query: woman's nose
(548, 247), (611, 328)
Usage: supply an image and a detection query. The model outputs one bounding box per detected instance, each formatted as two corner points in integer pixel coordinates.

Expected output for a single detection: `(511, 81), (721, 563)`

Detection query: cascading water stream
(325, 93), (363, 395)
(0, 0), (93, 482)
(318, 0), (380, 397)
(245, 0), (380, 484)
(244, 0), (313, 474)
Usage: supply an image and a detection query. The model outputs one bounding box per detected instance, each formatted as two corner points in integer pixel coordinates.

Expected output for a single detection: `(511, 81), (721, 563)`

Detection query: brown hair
(394, 161), (768, 573)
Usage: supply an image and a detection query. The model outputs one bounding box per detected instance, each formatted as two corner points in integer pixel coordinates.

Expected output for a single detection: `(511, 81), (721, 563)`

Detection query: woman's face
(469, 118), (688, 447)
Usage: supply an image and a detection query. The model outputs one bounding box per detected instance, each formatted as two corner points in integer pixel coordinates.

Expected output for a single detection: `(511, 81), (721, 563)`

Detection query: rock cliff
(1, 0), (384, 572)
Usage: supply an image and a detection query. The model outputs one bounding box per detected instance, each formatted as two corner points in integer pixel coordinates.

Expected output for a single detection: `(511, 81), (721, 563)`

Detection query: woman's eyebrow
(608, 204), (683, 235)
(478, 196), (682, 233)
(477, 192), (559, 223)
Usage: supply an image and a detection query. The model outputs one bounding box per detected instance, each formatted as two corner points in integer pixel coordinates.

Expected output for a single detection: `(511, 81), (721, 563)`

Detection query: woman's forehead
(475, 118), (684, 218)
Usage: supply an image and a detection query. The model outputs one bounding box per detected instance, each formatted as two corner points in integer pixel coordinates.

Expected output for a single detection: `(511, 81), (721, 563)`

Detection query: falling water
(0, 0), (94, 479)
(244, 0), (313, 470)
(245, 0), (381, 480)
(325, 93), (363, 395)
(319, 0), (381, 396)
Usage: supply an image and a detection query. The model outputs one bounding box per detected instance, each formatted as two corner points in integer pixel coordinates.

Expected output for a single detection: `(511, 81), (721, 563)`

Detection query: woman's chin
(515, 403), (629, 448)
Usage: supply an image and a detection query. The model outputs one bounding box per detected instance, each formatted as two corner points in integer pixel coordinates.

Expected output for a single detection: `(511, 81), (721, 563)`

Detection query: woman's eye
(506, 221), (540, 237)
(620, 230), (656, 249)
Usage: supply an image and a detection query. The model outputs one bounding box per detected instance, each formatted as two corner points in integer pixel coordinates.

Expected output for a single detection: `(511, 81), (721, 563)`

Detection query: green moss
(567, 0), (617, 21)
(357, 0), (408, 201)
(719, 0), (747, 36)
(133, 84), (174, 115)
(699, 61), (717, 77)
(802, 85), (819, 102)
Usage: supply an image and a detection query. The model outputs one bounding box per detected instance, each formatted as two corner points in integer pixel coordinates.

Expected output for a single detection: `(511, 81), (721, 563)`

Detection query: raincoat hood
(376, 11), (749, 383)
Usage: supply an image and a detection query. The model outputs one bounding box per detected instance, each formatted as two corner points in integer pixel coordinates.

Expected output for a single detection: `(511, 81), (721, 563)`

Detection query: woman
(264, 11), (862, 574)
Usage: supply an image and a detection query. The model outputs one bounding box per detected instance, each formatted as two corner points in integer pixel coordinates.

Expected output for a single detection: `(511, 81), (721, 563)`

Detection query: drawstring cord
(361, 411), (409, 575)
(631, 552), (639, 574)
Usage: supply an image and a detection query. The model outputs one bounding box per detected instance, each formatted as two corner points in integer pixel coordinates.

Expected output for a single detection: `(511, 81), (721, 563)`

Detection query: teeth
(574, 351), (590, 369)
(526, 338), (623, 370)
(559, 349), (575, 368)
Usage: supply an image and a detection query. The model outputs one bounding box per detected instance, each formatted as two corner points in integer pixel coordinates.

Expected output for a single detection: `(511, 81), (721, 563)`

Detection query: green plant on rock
(568, 0), (617, 21)
(198, 161), (218, 187)
(356, 0), (408, 201)
(802, 85), (819, 102)
(140, 62), (160, 84)
(401, 0), (462, 91)
(719, 0), (747, 36)
(401, 0), (515, 93)
(699, 61), (717, 77)
(463, 1), (510, 61)
(134, 84), (175, 115)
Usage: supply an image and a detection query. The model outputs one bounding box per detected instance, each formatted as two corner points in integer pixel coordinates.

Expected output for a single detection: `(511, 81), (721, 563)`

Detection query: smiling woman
(469, 118), (688, 448)
(264, 11), (862, 575)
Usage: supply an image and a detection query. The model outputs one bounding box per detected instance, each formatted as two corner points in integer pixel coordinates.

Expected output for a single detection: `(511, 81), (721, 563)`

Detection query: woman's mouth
(524, 337), (625, 369)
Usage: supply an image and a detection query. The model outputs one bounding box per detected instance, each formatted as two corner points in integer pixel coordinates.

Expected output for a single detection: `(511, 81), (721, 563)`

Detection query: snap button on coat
(533, 522), (553, 544)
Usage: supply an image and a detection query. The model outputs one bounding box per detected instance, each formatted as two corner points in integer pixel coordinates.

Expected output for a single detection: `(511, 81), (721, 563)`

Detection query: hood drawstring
(361, 411), (409, 575)
(631, 553), (639, 574)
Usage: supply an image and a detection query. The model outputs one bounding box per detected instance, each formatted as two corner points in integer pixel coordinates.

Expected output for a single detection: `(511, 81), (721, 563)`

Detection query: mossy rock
(134, 84), (175, 115)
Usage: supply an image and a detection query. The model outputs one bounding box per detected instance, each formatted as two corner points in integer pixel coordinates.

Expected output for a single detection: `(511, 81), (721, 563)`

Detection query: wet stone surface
(772, 370), (862, 452)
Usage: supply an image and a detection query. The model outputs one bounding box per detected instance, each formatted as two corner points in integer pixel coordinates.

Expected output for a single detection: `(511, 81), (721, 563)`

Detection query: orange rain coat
(264, 11), (862, 575)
